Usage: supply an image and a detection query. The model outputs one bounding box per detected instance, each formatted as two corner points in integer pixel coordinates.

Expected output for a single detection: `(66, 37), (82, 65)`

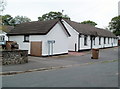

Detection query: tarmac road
(2, 61), (118, 87)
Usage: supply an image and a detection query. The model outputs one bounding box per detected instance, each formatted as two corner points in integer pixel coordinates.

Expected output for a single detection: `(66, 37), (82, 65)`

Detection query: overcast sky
(3, 0), (120, 28)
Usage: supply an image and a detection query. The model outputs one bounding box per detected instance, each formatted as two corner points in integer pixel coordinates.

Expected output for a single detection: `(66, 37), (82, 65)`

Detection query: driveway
(2, 47), (118, 73)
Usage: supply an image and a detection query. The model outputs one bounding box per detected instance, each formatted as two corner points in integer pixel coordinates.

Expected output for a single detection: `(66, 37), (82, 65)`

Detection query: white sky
(3, 0), (120, 28)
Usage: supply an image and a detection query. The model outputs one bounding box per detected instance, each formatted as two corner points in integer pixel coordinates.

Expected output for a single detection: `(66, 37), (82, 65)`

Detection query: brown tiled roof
(64, 19), (116, 38)
(0, 26), (14, 33)
(8, 19), (60, 35)
(96, 28), (116, 38)
(8, 18), (116, 38)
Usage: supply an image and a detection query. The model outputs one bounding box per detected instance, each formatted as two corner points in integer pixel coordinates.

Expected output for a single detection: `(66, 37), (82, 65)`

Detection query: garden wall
(2, 50), (28, 65)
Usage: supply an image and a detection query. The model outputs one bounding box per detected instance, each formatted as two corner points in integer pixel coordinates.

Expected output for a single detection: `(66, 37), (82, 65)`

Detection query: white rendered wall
(62, 19), (79, 51)
(113, 38), (118, 46)
(9, 36), (30, 53)
(45, 21), (69, 55)
(100, 37), (104, 48)
(79, 36), (118, 50)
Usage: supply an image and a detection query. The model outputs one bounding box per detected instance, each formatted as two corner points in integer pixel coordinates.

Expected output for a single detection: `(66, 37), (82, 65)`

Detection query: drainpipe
(78, 33), (81, 51)
(90, 35), (93, 50)
(8, 36), (9, 41)
(51, 43), (53, 55)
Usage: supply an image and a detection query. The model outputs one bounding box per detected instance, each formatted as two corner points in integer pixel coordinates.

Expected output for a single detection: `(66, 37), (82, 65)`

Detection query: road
(2, 61), (118, 87)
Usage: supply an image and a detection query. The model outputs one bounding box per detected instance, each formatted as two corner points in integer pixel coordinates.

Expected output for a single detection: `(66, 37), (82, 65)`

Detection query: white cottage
(7, 19), (70, 56)
(62, 19), (118, 51)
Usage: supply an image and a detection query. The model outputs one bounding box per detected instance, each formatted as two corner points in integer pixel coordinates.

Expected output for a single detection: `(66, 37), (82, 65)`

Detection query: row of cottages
(62, 19), (118, 51)
(7, 18), (118, 56)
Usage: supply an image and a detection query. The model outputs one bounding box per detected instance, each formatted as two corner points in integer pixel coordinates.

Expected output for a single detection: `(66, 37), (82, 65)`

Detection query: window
(84, 35), (87, 46)
(99, 37), (101, 45)
(104, 37), (106, 44)
(24, 35), (29, 42)
(108, 38), (109, 44)
(0, 36), (5, 42)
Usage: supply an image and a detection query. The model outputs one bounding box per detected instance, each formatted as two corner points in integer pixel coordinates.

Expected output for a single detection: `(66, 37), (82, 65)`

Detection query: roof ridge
(17, 18), (60, 25)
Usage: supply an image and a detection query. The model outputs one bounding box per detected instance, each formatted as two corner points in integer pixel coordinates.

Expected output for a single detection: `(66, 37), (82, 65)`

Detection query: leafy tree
(13, 15), (31, 24)
(81, 20), (97, 26)
(1, 15), (31, 26)
(2, 14), (14, 25)
(113, 30), (120, 36)
(108, 16), (120, 35)
(38, 11), (70, 21)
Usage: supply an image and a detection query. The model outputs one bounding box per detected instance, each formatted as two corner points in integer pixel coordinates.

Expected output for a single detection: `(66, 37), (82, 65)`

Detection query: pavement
(1, 47), (119, 75)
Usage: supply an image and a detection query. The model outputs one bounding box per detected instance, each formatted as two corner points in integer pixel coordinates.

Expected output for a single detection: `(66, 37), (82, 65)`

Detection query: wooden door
(30, 41), (42, 56)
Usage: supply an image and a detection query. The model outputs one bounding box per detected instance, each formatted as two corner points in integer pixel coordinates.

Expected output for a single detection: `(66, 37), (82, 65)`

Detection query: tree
(112, 30), (120, 36)
(1, 15), (31, 26)
(81, 20), (97, 26)
(2, 14), (14, 25)
(14, 15), (31, 24)
(38, 11), (70, 21)
(108, 16), (120, 36)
